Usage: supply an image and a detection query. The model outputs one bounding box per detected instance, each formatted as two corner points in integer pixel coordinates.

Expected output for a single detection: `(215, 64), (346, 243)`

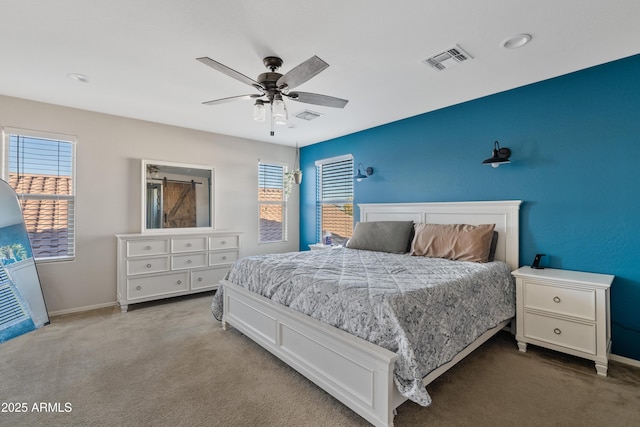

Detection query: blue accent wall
(300, 54), (640, 361)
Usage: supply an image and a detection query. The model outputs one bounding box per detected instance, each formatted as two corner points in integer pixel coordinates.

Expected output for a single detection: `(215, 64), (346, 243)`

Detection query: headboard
(358, 200), (522, 271)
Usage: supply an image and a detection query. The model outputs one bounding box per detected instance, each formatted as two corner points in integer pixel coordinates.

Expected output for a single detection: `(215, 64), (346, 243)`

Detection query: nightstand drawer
(523, 281), (595, 320)
(523, 312), (596, 355)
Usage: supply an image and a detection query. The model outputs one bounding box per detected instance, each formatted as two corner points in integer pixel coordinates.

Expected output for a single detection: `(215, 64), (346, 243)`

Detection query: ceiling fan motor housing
(263, 56), (283, 71)
(257, 72), (283, 101)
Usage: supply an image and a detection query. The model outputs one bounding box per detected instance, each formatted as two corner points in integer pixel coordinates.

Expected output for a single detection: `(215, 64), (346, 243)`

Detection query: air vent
(295, 110), (323, 121)
(423, 45), (472, 71)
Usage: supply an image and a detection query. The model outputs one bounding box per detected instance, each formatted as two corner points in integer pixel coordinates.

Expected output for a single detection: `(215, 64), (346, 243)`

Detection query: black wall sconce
(482, 141), (511, 168)
(354, 163), (374, 182)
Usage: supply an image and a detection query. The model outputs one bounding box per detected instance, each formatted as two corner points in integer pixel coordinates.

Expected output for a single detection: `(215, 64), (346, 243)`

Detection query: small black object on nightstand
(531, 253), (546, 269)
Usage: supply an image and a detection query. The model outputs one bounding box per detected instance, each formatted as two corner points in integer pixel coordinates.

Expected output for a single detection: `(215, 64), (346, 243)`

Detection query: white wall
(0, 94), (299, 314)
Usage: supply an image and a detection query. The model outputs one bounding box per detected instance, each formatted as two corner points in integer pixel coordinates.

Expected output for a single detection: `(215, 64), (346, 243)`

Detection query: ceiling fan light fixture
(253, 100), (266, 122)
(272, 94), (287, 125)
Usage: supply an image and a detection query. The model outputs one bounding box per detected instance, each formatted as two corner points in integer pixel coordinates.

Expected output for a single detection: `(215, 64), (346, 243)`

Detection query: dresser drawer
(127, 239), (170, 257)
(209, 250), (238, 266)
(171, 236), (207, 253)
(191, 267), (228, 290)
(209, 235), (239, 250)
(523, 311), (596, 355)
(127, 256), (170, 275)
(171, 253), (207, 270)
(127, 272), (189, 300)
(523, 281), (595, 320)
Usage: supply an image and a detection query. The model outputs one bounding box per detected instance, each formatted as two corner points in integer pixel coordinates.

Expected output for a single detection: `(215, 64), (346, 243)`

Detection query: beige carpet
(1, 293), (639, 427)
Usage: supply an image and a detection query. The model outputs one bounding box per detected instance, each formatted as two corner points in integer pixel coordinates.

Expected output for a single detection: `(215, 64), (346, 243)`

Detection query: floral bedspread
(211, 248), (515, 406)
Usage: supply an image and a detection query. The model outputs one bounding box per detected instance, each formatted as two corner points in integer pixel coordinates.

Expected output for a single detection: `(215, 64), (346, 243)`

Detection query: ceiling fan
(196, 55), (349, 136)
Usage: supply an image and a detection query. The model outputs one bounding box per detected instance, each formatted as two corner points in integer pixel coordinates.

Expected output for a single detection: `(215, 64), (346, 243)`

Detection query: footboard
(220, 279), (400, 427)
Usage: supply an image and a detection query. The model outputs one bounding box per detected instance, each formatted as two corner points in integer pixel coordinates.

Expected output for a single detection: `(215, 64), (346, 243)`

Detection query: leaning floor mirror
(0, 178), (49, 343)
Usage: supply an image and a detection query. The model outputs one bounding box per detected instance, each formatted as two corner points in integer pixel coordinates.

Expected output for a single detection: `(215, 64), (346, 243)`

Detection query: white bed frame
(219, 200), (521, 427)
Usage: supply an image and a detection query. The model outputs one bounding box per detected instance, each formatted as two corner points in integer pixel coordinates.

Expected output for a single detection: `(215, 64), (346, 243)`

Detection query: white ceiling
(2, 1), (640, 147)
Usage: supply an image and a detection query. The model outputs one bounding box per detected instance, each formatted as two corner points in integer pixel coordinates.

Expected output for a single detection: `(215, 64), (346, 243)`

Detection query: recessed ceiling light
(67, 73), (90, 83)
(501, 34), (532, 49)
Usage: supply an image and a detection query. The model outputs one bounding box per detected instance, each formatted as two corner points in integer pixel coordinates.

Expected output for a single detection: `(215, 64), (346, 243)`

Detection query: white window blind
(258, 162), (287, 243)
(2, 130), (76, 261)
(316, 155), (354, 245)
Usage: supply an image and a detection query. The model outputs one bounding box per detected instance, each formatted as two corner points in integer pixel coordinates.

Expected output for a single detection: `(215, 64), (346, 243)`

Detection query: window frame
(1, 127), (77, 263)
(315, 154), (354, 244)
(258, 160), (288, 244)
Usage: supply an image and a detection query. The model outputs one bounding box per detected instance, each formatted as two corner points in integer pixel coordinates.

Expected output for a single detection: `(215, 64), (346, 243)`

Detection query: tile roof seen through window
(7, 174), (73, 259)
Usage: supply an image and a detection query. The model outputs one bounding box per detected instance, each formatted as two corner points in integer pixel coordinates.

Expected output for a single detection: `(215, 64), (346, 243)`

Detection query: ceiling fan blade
(196, 57), (262, 89)
(202, 94), (262, 106)
(276, 56), (329, 90)
(285, 91), (349, 108)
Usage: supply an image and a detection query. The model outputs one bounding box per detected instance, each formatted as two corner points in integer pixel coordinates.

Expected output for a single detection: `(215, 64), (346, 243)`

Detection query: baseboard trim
(49, 301), (117, 317)
(610, 353), (640, 368)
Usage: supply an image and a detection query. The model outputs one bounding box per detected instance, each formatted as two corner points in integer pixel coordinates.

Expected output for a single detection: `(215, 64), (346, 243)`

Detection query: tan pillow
(410, 223), (496, 262)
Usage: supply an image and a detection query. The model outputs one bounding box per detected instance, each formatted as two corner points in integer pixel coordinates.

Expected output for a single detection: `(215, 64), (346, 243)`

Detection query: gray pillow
(346, 221), (414, 254)
(488, 231), (499, 262)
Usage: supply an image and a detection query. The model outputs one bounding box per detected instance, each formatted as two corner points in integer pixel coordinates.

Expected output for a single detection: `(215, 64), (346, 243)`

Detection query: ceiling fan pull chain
(270, 103), (275, 136)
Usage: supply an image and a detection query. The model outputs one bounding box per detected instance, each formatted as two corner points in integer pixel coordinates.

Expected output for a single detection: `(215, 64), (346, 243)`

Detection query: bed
(212, 200), (521, 427)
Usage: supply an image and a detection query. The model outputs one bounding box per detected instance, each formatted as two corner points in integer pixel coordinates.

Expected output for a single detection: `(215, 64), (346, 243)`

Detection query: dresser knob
(553, 296), (561, 303)
(198, 277), (203, 282)
(187, 259), (192, 264)
(145, 245), (152, 250)
(553, 328), (562, 335)
(146, 263), (152, 268)
(221, 256), (227, 260)
(187, 243), (192, 247)
(136, 285), (142, 291)
(177, 280), (182, 285)
(221, 240), (226, 245)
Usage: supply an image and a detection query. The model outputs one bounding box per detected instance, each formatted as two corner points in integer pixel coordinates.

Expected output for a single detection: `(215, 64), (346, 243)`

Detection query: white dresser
(116, 231), (240, 312)
(512, 266), (613, 376)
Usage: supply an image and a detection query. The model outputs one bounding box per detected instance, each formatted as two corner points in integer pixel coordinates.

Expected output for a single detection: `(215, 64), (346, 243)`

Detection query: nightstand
(512, 266), (614, 376)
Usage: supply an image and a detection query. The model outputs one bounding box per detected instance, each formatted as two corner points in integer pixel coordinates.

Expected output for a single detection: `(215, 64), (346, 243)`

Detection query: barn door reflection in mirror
(163, 180), (197, 228)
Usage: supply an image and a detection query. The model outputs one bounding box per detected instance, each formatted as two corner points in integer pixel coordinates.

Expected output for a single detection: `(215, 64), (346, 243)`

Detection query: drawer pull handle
(136, 285), (142, 291)
(177, 280), (182, 285)
(187, 243), (192, 247)
(145, 245), (152, 250)
(187, 259), (192, 264)
(553, 328), (562, 335)
(198, 277), (203, 282)
(221, 256), (227, 260)
(221, 240), (226, 245)
(553, 296), (561, 303)
(146, 263), (152, 268)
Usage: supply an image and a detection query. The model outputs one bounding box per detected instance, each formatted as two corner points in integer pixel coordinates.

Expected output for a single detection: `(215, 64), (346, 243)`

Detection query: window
(315, 155), (354, 245)
(258, 162), (287, 243)
(2, 128), (76, 261)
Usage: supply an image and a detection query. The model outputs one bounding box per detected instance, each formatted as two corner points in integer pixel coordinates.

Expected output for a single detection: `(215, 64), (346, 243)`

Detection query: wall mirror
(141, 159), (214, 232)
